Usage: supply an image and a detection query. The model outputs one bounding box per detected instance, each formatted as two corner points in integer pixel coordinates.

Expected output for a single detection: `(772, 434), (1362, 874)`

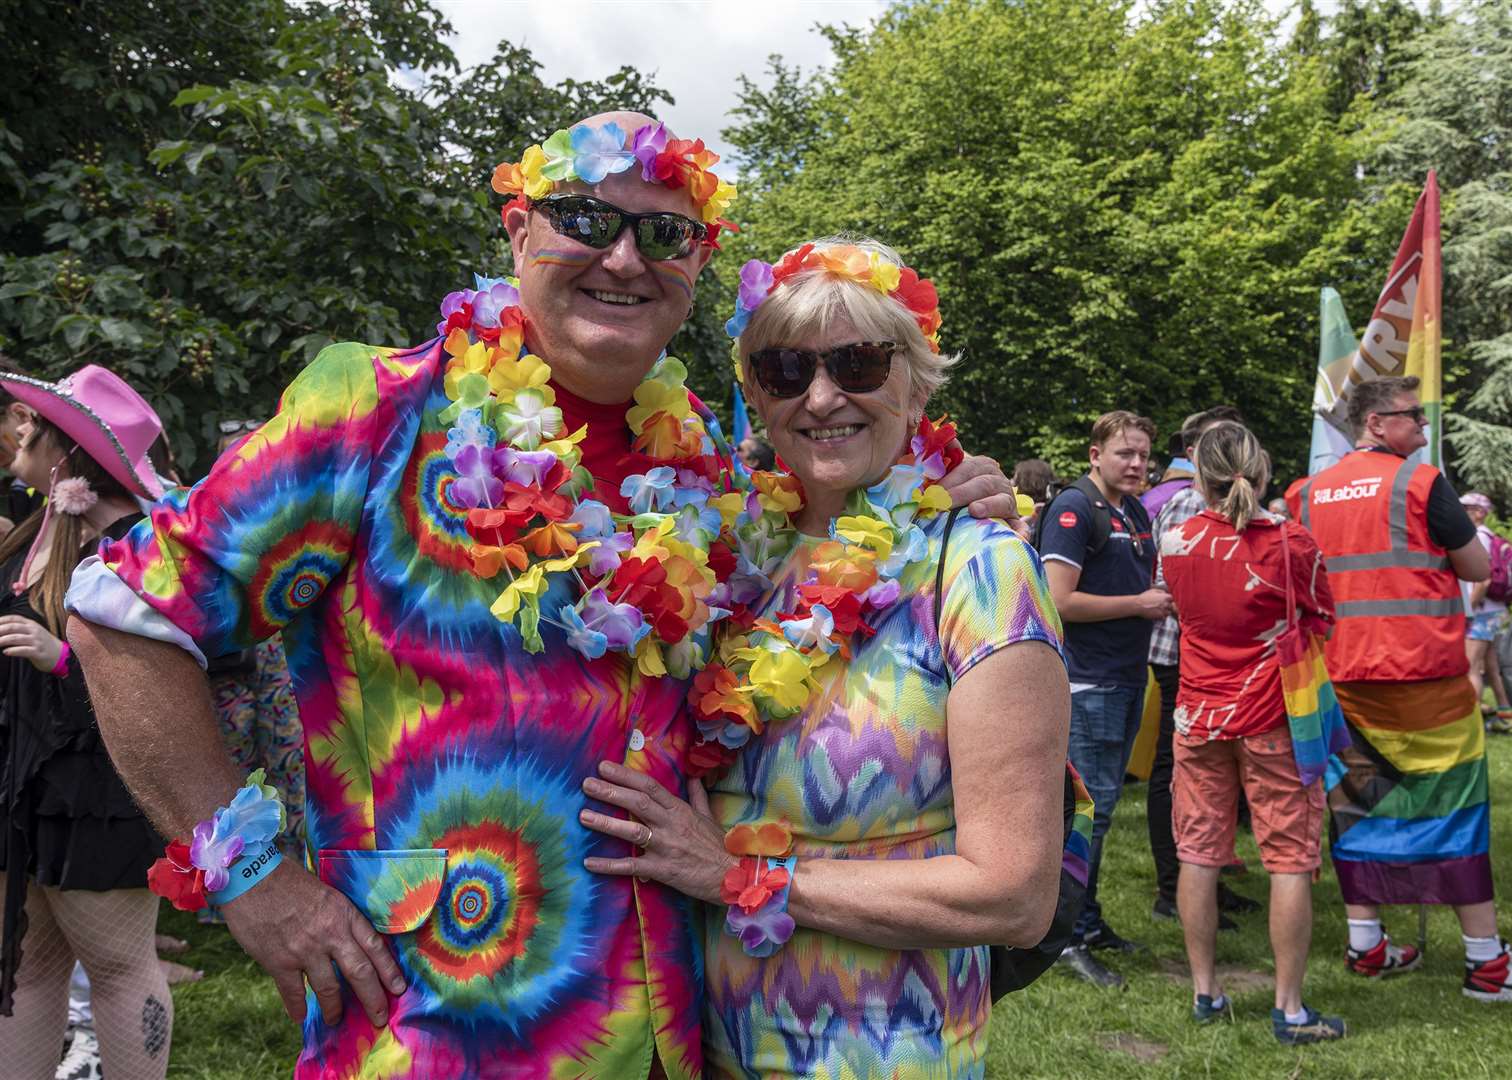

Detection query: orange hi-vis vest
(1286, 448), (1466, 684)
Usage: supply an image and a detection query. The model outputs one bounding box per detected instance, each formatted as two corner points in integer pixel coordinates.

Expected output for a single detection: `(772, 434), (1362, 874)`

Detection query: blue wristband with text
(207, 840), (283, 906)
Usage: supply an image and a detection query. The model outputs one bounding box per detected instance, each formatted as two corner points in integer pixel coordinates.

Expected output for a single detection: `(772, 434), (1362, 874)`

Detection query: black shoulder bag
(934, 507), (1091, 999)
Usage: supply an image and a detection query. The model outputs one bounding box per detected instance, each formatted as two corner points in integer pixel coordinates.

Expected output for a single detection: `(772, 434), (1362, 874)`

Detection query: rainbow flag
(1308, 288), (1360, 474)
(1312, 173), (1443, 468)
(1063, 763), (1093, 886)
(1325, 677), (1493, 905)
(1278, 625), (1352, 786)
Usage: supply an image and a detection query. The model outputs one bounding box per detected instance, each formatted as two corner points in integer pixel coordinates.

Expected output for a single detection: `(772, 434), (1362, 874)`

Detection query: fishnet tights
(0, 875), (170, 1080)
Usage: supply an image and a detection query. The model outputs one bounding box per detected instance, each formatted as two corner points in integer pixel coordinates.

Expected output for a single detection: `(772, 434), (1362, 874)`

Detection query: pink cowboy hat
(0, 366), (165, 499)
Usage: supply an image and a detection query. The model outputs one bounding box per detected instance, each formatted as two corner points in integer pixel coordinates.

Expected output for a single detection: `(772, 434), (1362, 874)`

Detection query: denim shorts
(1469, 609), (1505, 643)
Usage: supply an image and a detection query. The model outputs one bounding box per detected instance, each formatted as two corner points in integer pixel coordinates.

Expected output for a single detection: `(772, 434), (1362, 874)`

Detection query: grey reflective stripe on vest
(1326, 550), (1452, 572)
(1388, 454), (1415, 552)
(1299, 476), (1316, 530)
(1336, 596), (1465, 619)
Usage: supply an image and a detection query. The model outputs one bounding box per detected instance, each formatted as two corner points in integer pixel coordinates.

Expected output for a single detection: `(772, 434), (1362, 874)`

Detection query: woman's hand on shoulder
(579, 761), (738, 904)
(0, 614), (63, 672)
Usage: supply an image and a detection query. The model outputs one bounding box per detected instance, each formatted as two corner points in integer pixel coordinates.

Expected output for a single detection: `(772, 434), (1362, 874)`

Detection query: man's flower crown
(725, 243), (943, 353)
(491, 120), (738, 247)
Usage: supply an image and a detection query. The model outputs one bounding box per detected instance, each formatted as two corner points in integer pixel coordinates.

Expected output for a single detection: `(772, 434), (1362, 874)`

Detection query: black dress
(0, 513), (164, 1014)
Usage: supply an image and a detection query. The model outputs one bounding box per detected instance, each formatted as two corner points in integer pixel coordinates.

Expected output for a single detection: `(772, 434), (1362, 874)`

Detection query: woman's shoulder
(924, 509), (1028, 548)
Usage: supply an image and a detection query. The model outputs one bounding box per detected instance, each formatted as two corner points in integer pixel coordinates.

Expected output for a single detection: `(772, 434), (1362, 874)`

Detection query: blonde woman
(578, 238), (1071, 1078)
(1160, 421), (1343, 1043)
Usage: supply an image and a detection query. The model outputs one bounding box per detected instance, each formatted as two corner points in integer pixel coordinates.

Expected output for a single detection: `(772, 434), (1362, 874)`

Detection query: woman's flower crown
(491, 120), (738, 246)
(725, 243), (943, 353)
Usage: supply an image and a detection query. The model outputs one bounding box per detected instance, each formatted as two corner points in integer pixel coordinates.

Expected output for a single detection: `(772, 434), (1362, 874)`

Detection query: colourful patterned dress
(210, 636), (306, 850)
(704, 515), (1063, 1079)
(70, 340), (705, 1079)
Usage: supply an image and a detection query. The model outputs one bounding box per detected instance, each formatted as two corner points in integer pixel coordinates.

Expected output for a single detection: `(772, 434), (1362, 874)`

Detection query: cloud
(438, 0), (887, 167)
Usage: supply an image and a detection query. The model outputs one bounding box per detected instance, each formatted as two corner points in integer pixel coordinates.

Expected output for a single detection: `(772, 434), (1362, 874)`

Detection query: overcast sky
(428, 0), (1359, 171)
(432, 0), (890, 168)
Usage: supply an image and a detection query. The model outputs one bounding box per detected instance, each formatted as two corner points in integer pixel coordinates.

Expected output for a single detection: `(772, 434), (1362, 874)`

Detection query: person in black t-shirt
(1038, 410), (1170, 988)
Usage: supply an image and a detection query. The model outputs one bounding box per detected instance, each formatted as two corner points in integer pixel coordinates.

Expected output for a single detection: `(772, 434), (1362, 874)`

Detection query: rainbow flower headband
(725, 243), (943, 362)
(491, 120), (737, 245)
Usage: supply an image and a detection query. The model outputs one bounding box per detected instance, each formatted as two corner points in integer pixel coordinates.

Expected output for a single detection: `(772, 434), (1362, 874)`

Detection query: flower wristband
(719, 820), (798, 957)
(147, 769), (287, 912)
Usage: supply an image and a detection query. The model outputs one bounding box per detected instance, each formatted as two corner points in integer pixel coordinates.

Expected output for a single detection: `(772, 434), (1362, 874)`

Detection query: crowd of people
(1019, 375), (1512, 1042)
(0, 109), (1504, 1079)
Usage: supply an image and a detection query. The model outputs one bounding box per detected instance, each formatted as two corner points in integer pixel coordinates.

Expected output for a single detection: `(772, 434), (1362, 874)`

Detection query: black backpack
(934, 508), (1090, 999)
(1030, 474), (1113, 557)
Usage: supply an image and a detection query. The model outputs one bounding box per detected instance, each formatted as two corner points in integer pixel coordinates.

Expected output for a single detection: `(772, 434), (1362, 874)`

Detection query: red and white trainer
(1345, 934), (1422, 978)
(1464, 940), (1512, 1002)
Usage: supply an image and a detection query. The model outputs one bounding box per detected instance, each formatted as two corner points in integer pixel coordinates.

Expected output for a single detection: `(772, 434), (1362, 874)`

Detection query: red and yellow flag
(1316, 172), (1443, 466)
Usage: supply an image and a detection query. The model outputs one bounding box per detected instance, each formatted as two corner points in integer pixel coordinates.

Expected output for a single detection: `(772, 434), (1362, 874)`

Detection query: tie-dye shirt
(704, 515), (1062, 1080)
(70, 340), (705, 1080)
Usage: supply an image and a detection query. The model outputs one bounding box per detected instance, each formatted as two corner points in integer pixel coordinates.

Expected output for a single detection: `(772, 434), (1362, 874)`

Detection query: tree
(1367, 2), (1512, 502)
(0, 0), (669, 470)
(718, 0), (1397, 480)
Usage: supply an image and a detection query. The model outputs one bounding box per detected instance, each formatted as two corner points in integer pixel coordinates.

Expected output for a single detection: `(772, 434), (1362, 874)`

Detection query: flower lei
(725, 242), (943, 359)
(686, 416), (964, 777)
(438, 277), (739, 676)
(491, 119), (738, 246)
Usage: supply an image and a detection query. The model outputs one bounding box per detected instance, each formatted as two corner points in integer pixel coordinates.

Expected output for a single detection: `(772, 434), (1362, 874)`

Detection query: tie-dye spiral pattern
(91, 341), (705, 1079)
(704, 515), (1062, 1080)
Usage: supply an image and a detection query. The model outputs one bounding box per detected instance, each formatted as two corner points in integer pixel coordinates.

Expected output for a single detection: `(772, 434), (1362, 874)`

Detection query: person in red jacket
(1164, 421), (1344, 1042)
(1287, 375), (1511, 1002)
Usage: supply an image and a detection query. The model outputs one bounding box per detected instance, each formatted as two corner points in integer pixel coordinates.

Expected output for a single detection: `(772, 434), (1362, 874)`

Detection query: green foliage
(1367, 2), (1512, 504)
(719, 0), (1413, 482)
(0, 0), (669, 470)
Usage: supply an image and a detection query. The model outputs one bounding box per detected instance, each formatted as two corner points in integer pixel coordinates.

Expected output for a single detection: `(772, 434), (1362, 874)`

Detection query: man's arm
(1450, 538), (1490, 583)
(1044, 561), (1172, 622)
(70, 617), (406, 1029)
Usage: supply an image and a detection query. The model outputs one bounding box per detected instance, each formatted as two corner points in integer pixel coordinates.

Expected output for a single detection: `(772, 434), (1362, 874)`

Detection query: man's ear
(503, 199), (531, 270)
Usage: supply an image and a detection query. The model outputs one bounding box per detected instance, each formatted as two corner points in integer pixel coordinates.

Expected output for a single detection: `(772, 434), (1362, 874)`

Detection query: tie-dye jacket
(72, 340), (704, 1079)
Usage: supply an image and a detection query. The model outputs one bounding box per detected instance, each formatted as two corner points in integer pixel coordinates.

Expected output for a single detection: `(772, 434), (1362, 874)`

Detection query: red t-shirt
(1161, 510), (1334, 740)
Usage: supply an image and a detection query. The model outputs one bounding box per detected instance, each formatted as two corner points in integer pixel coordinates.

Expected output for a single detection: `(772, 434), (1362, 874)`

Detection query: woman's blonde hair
(737, 236), (957, 414)
(1193, 421), (1270, 534)
(0, 417), (133, 634)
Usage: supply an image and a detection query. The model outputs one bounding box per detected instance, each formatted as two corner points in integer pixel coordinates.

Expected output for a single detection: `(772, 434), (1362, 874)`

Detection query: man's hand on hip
(221, 859), (406, 1028)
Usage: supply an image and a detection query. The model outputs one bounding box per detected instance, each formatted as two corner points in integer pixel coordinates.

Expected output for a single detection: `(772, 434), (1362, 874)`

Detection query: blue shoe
(1271, 1005), (1346, 1044)
(1192, 993), (1230, 1024)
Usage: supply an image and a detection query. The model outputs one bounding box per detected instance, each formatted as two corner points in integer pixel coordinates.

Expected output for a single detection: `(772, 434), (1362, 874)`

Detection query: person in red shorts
(1161, 421), (1346, 1043)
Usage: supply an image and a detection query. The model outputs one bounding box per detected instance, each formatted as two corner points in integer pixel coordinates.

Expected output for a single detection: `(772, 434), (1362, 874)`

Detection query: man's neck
(522, 330), (647, 407)
(1088, 470), (1121, 505)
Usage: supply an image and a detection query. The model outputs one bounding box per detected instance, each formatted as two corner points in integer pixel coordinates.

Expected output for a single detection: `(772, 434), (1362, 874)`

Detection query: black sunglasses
(1375, 407), (1427, 423)
(748, 342), (896, 399)
(528, 194), (706, 262)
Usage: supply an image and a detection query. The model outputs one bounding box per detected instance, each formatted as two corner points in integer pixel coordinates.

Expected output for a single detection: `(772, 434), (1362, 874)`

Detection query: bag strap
(934, 507), (966, 687)
(1280, 524), (1297, 630)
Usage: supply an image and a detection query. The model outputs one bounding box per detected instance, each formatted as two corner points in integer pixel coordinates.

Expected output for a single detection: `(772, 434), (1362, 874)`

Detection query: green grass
(162, 740), (1512, 1077)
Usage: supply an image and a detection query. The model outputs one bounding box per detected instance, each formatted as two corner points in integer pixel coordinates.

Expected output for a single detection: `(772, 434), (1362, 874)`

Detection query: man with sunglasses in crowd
(1035, 409), (1169, 988)
(62, 111), (1018, 1078)
(1287, 375), (1512, 1002)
